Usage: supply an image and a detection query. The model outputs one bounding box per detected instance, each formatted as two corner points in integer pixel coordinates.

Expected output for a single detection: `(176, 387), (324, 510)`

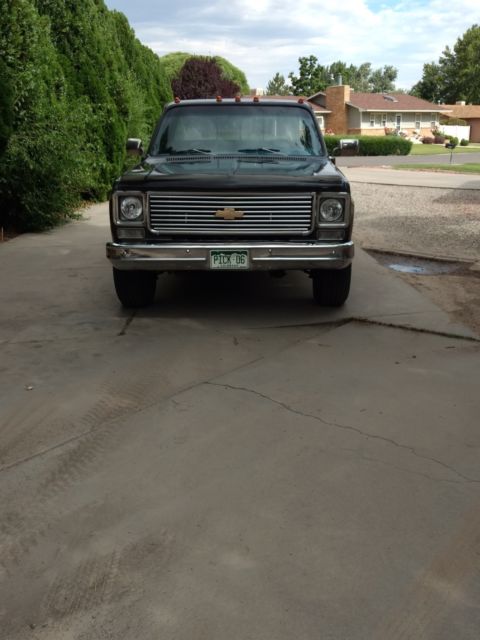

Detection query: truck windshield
(150, 105), (325, 157)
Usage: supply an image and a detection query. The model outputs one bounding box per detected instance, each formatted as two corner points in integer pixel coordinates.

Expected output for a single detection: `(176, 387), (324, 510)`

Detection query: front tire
(113, 268), (157, 308)
(312, 265), (351, 307)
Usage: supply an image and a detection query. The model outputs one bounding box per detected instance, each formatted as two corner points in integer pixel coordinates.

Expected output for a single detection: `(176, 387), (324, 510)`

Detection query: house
(249, 93), (330, 129)
(308, 85), (450, 136)
(442, 102), (480, 142)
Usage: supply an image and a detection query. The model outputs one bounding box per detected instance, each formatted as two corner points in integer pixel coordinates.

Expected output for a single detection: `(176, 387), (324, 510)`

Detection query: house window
(431, 113), (437, 128)
(382, 113), (387, 127)
(396, 114), (402, 130)
(415, 113), (421, 129)
(369, 114), (375, 127)
(316, 115), (324, 129)
(374, 113), (382, 127)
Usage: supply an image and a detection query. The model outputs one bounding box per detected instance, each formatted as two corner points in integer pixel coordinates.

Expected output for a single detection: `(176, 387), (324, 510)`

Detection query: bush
(172, 57), (240, 99)
(434, 135), (446, 144)
(323, 135), (412, 156)
(160, 52), (249, 95)
(422, 137), (434, 144)
(460, 138), (469, 146)
(0, 0), (173, 232)
(445, 136), (459, 146)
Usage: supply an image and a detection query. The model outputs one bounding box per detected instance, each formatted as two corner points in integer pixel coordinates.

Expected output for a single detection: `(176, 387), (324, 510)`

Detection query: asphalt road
(1, 204), (479, 639)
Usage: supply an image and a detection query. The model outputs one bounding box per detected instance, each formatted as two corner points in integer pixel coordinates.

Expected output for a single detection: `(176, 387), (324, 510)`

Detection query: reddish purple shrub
(172, 58), (240, 99)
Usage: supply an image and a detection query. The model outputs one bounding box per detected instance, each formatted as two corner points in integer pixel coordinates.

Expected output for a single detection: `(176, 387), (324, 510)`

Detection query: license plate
(210, 250), (249, 269)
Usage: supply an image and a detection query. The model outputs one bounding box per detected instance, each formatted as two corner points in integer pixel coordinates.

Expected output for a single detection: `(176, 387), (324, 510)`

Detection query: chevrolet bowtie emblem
(215, 207), (245, 220)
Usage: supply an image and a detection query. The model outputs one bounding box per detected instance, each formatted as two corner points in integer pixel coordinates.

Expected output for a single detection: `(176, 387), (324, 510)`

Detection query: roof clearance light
(216, 95), (222, 102)
(253, 96), (260, 103)
(298, 98), (305, 104)
(174, 97), (181, 104)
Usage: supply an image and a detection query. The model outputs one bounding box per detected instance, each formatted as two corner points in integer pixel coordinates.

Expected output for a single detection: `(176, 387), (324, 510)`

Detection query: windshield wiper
(237, 147), (281, 154)
(169, 148), (211, 155)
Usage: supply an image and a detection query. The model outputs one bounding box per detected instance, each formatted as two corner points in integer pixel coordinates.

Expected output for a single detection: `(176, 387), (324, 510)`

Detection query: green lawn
(409, 144), (480, 155)
(396, 163), (480, 174)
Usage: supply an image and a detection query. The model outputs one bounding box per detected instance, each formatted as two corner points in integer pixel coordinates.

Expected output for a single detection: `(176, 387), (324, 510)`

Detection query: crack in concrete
(353, 317), (480, 343)
(0, 356), (266, 476)
(206, 381), (480, 485)
(118, 311), (136, 336)
(339, 446), (470, 487)
(254, 316), (480, 343)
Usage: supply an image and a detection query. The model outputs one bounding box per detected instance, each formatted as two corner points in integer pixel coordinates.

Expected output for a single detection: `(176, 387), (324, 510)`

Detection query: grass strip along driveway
(409, 144), (480, 156)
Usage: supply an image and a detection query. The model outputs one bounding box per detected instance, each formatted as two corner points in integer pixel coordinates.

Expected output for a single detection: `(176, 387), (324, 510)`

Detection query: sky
(104, 0), (479, 90)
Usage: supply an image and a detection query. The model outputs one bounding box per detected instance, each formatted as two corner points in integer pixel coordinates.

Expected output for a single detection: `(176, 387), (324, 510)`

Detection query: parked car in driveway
(107, 98), (355, 307)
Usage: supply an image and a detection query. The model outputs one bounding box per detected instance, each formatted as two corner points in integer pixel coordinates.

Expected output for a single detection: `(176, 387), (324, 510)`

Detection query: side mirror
(126, 138), (144, 156)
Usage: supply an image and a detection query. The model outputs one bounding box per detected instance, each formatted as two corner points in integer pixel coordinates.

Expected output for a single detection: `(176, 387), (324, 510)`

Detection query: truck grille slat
(149, 192), (313, 236)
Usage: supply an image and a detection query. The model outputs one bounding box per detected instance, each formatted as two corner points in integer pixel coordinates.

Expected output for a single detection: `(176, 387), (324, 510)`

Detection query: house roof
(308, 88), (448, 112)
(245, 94), (330, 113)
(443, 104), (480, 118)
(346, 93), (449, 112)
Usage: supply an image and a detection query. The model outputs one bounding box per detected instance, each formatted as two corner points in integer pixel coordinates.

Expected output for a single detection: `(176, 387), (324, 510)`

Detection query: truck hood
(116, 156), (348, 191)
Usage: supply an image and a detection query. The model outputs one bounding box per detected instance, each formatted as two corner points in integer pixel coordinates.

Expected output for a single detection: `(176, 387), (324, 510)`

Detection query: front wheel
(113, 268), (157, 308)
(311, 265), (351, 307)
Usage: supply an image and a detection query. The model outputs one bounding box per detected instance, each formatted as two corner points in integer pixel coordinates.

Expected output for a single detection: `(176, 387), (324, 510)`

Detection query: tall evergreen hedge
(0, 0), (173, 231)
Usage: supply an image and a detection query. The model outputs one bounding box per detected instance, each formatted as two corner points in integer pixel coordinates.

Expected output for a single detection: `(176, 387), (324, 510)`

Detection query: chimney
(325, 84), (351, 135)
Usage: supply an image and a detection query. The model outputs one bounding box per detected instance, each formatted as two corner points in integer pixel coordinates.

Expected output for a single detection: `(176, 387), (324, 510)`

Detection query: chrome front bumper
(106, 241), (354, 271)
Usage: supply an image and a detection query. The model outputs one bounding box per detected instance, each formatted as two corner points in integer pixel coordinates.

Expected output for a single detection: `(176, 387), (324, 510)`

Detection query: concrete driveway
(0, 205), (479, 640)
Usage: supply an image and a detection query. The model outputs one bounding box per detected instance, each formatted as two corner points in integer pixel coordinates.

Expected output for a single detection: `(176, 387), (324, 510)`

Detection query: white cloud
(107, 0), (480, 89)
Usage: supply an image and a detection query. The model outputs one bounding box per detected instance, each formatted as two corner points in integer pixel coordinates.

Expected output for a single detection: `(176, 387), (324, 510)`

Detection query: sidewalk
(342, 166), (480, 190)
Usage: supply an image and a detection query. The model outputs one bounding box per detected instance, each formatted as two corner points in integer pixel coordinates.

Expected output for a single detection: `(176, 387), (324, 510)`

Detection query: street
(0, 201), (479, 640)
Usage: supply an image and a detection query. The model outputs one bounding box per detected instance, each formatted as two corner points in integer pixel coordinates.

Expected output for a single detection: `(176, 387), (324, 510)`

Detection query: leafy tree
(160, 52), (249, 95)
(288, 55), (327, 95)
(265, 73), (291, 95)
(288, 57), (399, 95)
(347, 63), (372, 92)
(439, 24), (480, 103)
(171, 57), (240, 99)
(160, 52), (193, 84)
(411, 25), (480, 103)
(410, 62), (443, 102)
(368, 65), (397, 93)
(213, 57), (249, 94)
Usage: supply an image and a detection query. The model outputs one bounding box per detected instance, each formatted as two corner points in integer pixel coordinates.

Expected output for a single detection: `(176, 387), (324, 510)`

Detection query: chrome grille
(148, 193), (313, 235)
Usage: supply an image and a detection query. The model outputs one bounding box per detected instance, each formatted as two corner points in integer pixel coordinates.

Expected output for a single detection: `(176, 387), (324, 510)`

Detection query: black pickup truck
(107, 98), (354, 307)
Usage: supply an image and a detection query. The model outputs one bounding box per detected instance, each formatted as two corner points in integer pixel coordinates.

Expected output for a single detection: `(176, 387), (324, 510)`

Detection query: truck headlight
(319, 199), (344, 223)
(119, 196), (144, 221)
